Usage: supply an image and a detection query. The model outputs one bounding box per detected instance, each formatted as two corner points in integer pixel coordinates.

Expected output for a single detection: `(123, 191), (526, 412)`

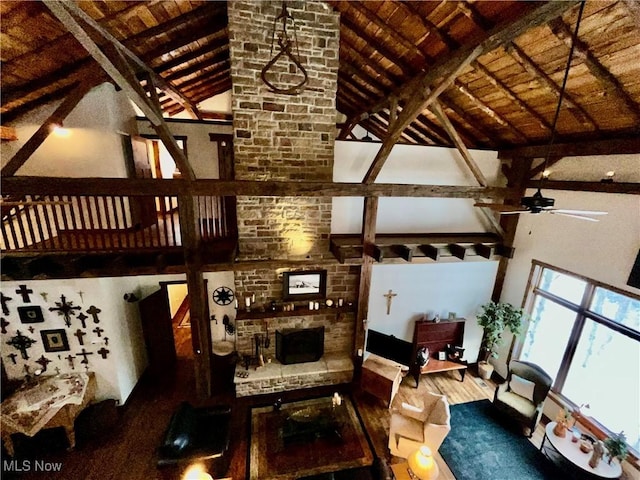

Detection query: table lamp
(182, 464), (213, 480)
(407, 445), (439, 480)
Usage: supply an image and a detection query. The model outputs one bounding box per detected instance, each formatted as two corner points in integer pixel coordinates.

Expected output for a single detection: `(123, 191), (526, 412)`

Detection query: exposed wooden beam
(472, 59), (551, 132)
(549, 17), (640, 122)
(525, 180), (640, 194)
(474, 243), (495, 259)
(622, 0), (640, 30)
(529, 155), (563, 180)
(0, 126), (18, 141)
(60, 1), (202, 120)
(448, 244), (468, 260)
(363, 243), (384, 262)
(453, 80), (529, 142)
(1, 80), (96, 177)
(359, 1), (576, 184)
(391, 244), (414, 262)
(44, 1), (196, 181)
(498, 137), (640, 159)
(506, 42), (598, 130)
(2, 176), (519, 199)
(418, 245), (440, 261)
(356, 197), (379, 358)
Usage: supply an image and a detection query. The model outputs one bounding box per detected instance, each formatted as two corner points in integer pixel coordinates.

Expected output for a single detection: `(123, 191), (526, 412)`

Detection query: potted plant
(476, 301), (525, 380)
(604, 431), (628, 465)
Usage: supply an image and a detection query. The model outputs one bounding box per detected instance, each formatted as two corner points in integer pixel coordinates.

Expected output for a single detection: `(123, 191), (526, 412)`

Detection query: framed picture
(41, 329), (70, 352)
(18, 305), (44, 324)
(282, 270), (327, 301)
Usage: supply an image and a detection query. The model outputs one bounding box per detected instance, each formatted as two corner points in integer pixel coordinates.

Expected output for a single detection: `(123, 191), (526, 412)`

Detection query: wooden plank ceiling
(1, 0), (639, 151)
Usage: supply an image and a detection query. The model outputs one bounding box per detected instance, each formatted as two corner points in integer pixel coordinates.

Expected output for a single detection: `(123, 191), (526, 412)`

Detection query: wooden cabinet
(410, 318), (466, 387)
(361, 353), (405, 407)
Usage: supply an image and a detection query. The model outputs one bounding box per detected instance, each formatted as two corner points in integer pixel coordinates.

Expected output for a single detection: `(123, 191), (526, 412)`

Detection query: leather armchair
(388, 391), (451, 458)
(157, 402), (231, 479)
(493, 360), (552, 437)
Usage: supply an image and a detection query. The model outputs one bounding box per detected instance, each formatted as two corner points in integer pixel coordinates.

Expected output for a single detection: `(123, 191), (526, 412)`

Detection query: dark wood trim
(2, 176), (518, 199)
(355, 197), (378, 357)
(136, 115), (231, 126)
(498, 137), (640, 159)
(525, 180), (640, 194)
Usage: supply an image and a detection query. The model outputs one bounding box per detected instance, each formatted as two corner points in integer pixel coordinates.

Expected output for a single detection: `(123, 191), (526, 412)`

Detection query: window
(518, 262), (640, 453)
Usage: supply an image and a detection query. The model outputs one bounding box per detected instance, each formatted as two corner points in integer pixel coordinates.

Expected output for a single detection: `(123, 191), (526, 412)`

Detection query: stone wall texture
(228, 0), (339, 260)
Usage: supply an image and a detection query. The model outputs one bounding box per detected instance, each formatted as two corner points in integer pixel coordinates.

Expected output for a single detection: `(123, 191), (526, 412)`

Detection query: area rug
(249, 395), (374, 480)
(439, 400), (563, 480)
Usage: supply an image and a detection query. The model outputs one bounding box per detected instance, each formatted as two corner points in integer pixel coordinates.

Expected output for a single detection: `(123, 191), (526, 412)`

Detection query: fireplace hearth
(276, 326), (324, 364)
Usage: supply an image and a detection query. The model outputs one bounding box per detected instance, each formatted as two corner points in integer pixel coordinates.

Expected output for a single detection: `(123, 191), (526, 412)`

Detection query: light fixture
(407, 445), (439, 480)
(51, 123), (71, 138)
(542, 169), (551, 179)
(601, 171), (615, 183)
(182, 464), (212, 480)
(361, 129), (373, 142)
(261, 1), (308, 95)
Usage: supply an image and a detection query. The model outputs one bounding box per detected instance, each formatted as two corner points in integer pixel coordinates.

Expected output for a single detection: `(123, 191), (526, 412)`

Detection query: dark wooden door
(139, 287), (177, 374)
(122, 135), (157, 229)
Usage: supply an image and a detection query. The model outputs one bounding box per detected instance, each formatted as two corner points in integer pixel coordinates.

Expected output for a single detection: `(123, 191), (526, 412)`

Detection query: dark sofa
(157, 402), (231, 479)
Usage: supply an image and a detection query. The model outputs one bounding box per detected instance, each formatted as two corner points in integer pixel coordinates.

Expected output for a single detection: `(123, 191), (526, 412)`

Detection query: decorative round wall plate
(212, 286), (234, 306)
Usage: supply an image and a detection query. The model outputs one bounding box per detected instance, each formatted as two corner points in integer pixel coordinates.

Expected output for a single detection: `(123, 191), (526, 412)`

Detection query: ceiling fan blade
(474, 202), (527, 212)
(499, 210), (526, 215)
(550, 209), (607, 215)
(549, 211), (600, 222)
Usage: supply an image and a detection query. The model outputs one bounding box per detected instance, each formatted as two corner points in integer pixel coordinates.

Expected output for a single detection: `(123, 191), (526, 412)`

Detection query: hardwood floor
(4, 362), (635, 480)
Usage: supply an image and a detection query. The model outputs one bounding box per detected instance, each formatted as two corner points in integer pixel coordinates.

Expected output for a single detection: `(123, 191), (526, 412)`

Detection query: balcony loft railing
(1, 194), (236, 254)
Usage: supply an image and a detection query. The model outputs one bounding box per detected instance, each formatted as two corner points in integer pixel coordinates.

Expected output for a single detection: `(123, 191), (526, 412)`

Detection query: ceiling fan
(476, 1), (607, 223)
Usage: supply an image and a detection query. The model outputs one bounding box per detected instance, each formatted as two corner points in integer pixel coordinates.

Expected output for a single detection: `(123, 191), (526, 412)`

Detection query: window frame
(516, 261), (640, 445)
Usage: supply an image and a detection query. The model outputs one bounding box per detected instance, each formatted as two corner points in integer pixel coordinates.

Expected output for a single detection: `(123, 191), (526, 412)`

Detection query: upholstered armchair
(493, 360), (552, 437)
(388, 391), (451, 458)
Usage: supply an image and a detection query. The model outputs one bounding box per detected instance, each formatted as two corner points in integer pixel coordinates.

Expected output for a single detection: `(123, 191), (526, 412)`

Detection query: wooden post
(355, 197), (379, 361)
(178, 195), (211, 397)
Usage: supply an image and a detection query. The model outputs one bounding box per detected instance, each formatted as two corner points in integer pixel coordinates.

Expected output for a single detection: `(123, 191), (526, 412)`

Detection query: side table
(540, 422), (622, 479)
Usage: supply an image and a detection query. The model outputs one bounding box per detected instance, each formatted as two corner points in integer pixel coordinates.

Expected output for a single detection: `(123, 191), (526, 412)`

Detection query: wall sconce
(601, 171), (615, 183)
(542, 169), (551, 179)
(51, 123), (71, 138)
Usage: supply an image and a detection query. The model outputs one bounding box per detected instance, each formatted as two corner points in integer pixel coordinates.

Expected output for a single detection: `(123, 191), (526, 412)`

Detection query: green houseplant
(476, 301), (525, 379)
(604, 431), (628, 465)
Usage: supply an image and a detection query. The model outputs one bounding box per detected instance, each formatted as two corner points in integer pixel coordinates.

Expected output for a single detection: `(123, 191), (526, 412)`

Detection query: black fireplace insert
(276, 326), (324, 364)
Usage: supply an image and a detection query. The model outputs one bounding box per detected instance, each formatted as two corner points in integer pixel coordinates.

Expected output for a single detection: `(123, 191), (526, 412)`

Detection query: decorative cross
(35, 355), (51, 372)
(86, 305), (101, 324)
(49, 295), (81, 327)
(15, 285), (34, 303)
(383, 289), (397, 315)
(77, 313), (88, 329)
(1, 293), (13, 315)
(104, 337), (109, 346)
(7, 353), (17, 364)
(28, 326), (35, 333)
(40, 292), (48, 302)
(1, 317), (9, 334)
(97, 347), (110, 359)
(65, 355), (76, 369)
(76, 348), (93, 365)
(6, 330), (37, 359)
(73, 329), (86, 346)
(92, 326), (104, 338)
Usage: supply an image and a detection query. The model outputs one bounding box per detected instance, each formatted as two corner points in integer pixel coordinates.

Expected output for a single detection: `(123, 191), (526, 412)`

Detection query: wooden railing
(1, 194), (234, 253)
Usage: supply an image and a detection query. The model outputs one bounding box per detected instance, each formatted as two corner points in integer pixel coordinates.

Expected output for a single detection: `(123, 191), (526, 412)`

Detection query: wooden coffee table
(541, 422), (622, 479)
(413, 358), (468, 387)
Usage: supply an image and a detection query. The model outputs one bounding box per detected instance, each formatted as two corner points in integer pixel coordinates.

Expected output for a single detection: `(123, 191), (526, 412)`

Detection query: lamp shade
(407, 445), (439, 480)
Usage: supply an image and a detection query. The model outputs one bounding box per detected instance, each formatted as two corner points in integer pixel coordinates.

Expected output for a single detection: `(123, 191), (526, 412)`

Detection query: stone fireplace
(227, 2), (357, 396)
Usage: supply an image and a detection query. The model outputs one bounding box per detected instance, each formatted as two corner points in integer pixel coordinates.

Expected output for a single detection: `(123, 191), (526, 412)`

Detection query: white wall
(136, 119), (233, 179)
(0, 277), (147, 405)
(2, 83), (136, 177)
(332, 141), (503, 233)
(496, 190), (640, 378)
(367, 262), (498, 363)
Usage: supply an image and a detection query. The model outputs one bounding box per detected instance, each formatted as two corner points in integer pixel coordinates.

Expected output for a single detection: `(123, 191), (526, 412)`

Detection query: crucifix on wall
(383, 289), (397, 315)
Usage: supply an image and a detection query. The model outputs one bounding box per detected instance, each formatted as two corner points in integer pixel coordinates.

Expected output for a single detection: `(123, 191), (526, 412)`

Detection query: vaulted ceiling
(2, 1), (640, 152)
